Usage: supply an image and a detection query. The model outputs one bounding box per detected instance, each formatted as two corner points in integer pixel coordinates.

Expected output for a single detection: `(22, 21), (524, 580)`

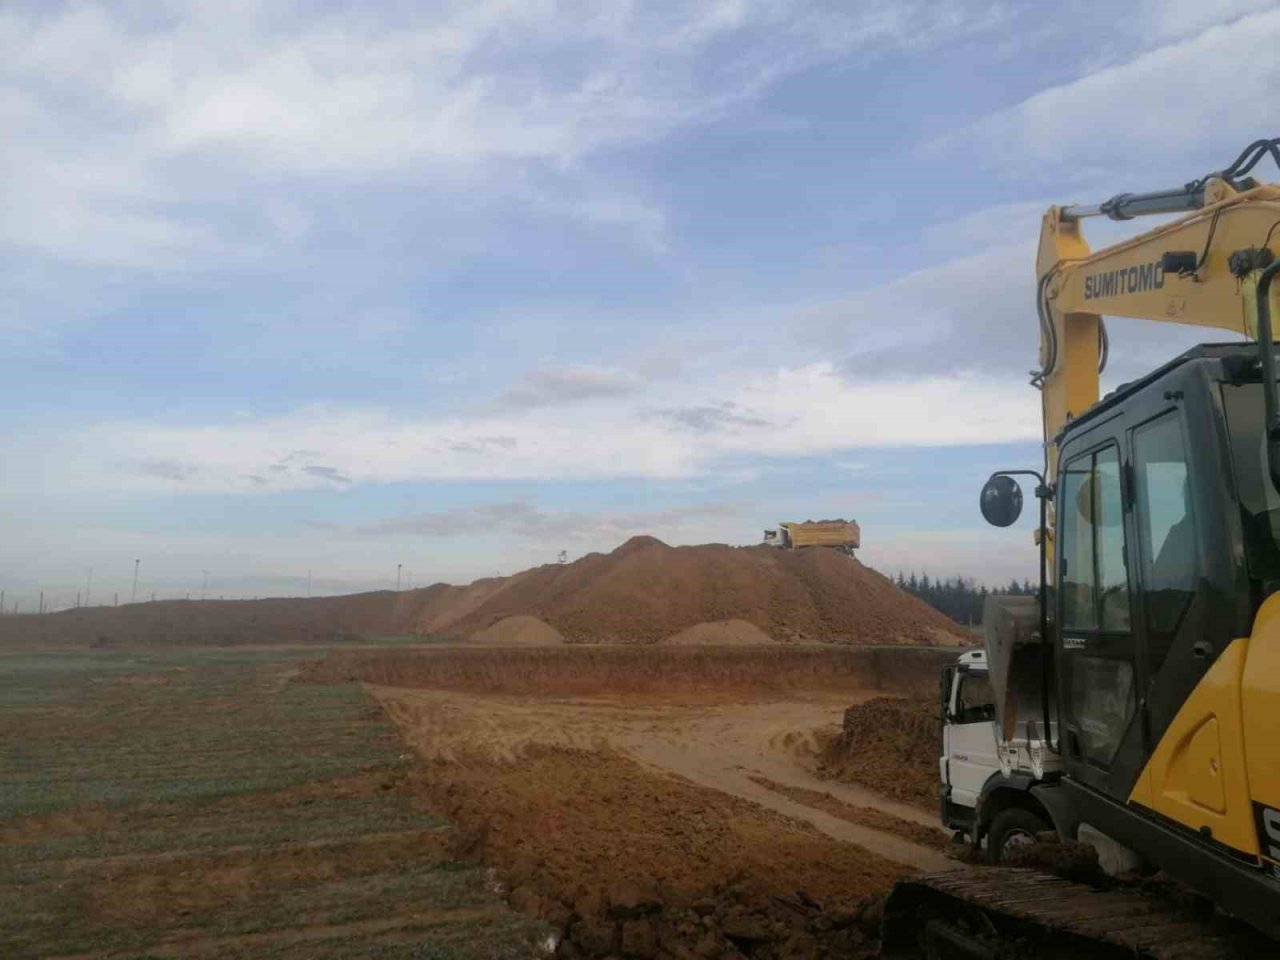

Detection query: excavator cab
(1052, 345), (1267, 809)
(971, 344), (1280, 940)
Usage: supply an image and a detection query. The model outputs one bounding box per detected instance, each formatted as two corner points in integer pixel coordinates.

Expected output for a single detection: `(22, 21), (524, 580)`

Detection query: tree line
(894, 572), (1037, 625)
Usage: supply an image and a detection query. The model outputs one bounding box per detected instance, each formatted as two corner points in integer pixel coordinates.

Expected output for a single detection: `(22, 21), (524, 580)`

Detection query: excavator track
(881, 869), (1264, 959)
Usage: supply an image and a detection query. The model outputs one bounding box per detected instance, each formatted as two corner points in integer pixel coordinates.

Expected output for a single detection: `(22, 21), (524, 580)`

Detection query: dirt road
(375, 684), (953, 871)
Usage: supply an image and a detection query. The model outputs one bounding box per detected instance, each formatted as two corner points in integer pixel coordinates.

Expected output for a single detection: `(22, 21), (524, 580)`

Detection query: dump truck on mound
(762, 519), (860, 555)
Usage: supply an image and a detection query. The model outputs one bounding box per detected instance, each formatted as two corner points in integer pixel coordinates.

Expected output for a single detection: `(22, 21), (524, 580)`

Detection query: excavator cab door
(1056, 357), (1244, 808)
(1056, 418), (1140, 796)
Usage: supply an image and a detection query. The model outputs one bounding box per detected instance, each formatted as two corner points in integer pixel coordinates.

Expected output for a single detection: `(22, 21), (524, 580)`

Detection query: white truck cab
(940, 650), (999, 810)
(939, 597), (1063, 862)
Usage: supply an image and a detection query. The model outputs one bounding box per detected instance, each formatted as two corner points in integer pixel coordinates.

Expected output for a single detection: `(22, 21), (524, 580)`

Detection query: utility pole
(39, 591), (44, 615)
(151, 591), (155, 602)
(396, 563), (402, 591)
(85, 567), (94, 606)
(307, 569), (312, 598)
(114, 592), (118, 607)
(201, 570), (208, 601)
(131, 559), (140, 603)
(76, 591), (81, 608)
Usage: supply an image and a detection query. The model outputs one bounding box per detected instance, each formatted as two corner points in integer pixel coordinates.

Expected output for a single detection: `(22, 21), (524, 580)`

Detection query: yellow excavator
(882, 139), (1280, 957)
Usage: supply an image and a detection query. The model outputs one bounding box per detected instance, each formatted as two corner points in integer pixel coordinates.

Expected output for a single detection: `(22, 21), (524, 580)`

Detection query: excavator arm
(1037, 176), (1280, 467)
(1030, 140), (1280, 570)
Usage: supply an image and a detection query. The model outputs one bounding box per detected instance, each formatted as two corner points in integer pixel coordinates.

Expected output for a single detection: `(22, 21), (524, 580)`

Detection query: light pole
(201, 570), (208, 601)
(396, 563), (402, 592)
(131, 559), (140, 604)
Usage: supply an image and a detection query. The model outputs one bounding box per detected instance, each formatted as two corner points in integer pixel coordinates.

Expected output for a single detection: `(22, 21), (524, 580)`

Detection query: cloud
(496, 365), (645, 410)
(326, 499), (743, 542)
(1139, 0), (1276, 41)
(46, 364), (1039, 495)
(810, 238), (1037, 381)
(655, 402), (773, 433)
(951, 8), (1280, 186)
(302, 464), (352, 485)
(0, 0), (1001, 267)
(814, 197), (1241, 389)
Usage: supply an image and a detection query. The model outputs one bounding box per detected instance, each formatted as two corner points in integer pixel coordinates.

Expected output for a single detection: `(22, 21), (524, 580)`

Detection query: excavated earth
(816, 697), (942, 809)
(0, 537), (968, 649)
(300, 644), (963, 959)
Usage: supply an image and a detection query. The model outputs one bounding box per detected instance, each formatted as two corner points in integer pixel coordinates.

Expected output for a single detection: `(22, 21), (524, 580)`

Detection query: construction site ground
(2, 639), (961, 959)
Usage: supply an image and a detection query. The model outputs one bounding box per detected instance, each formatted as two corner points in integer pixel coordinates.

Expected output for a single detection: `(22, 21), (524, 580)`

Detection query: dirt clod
(817, 696), (940, 809)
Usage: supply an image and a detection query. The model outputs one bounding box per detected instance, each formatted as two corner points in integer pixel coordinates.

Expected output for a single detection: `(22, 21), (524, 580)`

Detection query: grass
(0, 645), (546, 959)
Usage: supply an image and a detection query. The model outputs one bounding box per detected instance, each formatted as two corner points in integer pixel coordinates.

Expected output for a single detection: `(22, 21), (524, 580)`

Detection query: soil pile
(466, 615), (565, 646)
(662, 619), (774, 645)
(421, 537), (967, 645)
(0, 536), (968, 649)
(817, 697), (940, 809)
(413, 747), (893, 959)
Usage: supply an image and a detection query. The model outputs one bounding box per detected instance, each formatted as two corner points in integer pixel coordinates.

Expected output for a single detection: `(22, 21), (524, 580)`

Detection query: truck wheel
(986, 808), (1049, 864)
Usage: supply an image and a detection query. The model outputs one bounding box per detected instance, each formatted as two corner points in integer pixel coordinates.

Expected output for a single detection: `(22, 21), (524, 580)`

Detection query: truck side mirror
(980, 475), (1024, 527)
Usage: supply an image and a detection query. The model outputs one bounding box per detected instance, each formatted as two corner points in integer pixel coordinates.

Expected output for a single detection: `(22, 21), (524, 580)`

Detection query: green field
(0, 646), (546, 959)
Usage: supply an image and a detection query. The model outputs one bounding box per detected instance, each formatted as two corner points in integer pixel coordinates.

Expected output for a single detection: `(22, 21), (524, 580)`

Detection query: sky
(3, 0), (1280, 608)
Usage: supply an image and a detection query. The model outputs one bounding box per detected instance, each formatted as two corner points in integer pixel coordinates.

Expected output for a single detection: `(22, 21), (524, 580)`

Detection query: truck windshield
(1220, 382), (1280, 586)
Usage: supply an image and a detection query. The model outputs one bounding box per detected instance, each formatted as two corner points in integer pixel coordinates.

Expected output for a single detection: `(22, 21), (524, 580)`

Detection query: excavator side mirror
(980, 475), (1024, 527)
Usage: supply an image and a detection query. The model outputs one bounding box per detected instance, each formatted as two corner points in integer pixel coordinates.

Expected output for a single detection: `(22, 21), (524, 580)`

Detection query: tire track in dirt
(370, 685), (954, 872)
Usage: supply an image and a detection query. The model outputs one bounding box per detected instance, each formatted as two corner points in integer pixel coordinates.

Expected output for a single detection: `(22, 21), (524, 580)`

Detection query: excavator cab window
(1222, 382), (1280, 591)
(1059, 445), (1131, 633)
(1058, 442), (1136, 770)
(1131, 412), (1198, 675)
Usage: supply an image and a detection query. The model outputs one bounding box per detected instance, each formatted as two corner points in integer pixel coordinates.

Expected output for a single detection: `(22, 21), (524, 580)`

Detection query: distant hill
(0, 537), (968, 648)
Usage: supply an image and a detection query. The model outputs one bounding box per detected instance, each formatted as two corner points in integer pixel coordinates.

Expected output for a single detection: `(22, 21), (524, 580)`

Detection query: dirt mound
(662, 618), (774, 645)
(414, 747), (892, 958)
(419, 537), (968, 645)
(0, 535), (968, 650)
(817, 696), (940, 809)
(467, 615), (565, 646)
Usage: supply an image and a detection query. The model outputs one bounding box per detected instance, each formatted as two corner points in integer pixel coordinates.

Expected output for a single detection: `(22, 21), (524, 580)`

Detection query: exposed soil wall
(299, 646), (959, 700)
(817, 697), (941, 809)
(662, 619), (775, 645)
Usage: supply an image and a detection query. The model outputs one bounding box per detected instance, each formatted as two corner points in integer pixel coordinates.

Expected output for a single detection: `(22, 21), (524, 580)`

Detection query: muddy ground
(2, 642), (959, 959)
(306, 644), (960, 958)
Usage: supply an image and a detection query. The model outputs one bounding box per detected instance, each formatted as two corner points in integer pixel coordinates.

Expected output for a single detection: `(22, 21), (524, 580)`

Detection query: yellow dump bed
(781, 519), (860, 549)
